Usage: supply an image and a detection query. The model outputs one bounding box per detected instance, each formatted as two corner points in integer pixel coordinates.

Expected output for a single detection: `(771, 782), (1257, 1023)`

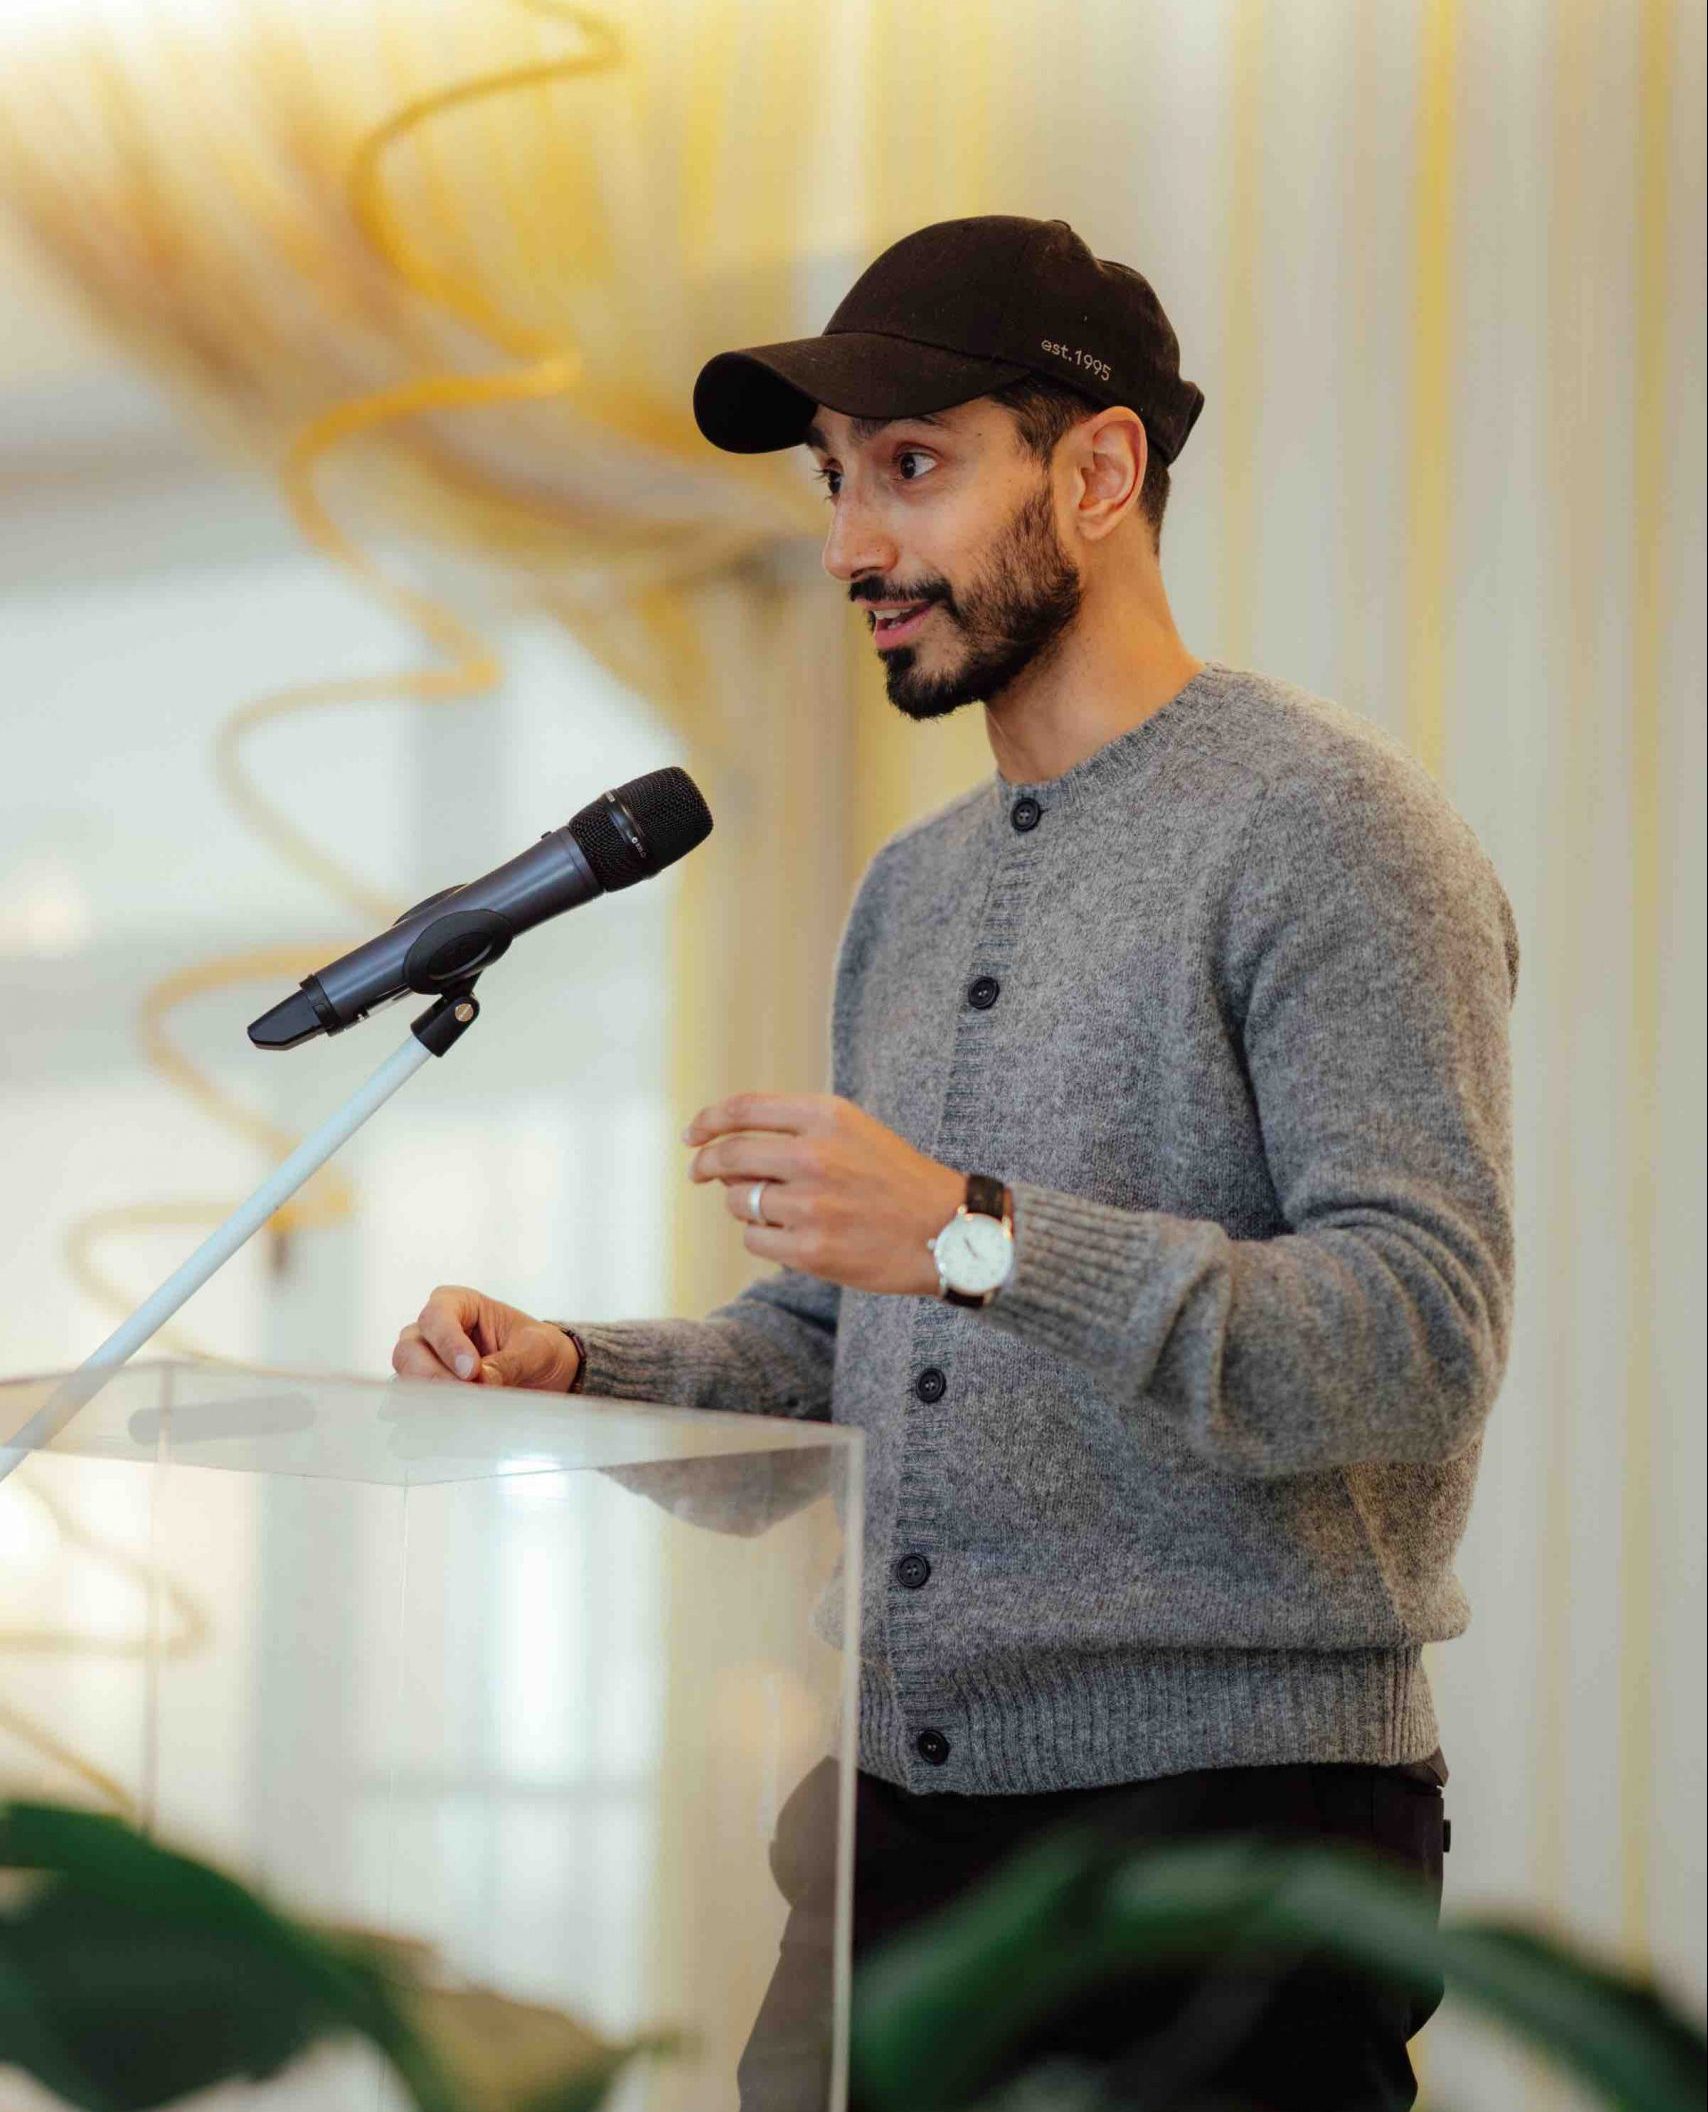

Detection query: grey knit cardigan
(567, 660), (1521, 1794)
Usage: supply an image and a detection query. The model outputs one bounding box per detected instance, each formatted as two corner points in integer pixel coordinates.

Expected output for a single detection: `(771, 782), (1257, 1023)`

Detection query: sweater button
(967, 975), (1000, 1010)
(895, 1552), (931, 1589)
(916, 1729), (950, 1765)
(914, 1366), (947, 1403)
(1010, 797), (1041, 832)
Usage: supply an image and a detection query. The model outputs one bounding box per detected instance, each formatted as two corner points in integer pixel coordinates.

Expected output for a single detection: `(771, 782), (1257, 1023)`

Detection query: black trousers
(736, 1752), (1446, 2112)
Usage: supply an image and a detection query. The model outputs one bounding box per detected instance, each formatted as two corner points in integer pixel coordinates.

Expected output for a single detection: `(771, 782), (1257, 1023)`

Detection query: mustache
(850, 586), (944, 608)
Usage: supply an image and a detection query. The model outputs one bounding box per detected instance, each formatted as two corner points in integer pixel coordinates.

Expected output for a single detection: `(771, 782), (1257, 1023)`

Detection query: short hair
(983, 373), (1171, 552)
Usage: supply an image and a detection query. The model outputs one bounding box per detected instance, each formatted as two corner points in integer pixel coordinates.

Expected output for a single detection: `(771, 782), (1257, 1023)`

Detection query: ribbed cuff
(549, 1314), (801, 1417)
(980, 1178), (1221, 1367)
(555, 1319), (698, 1404)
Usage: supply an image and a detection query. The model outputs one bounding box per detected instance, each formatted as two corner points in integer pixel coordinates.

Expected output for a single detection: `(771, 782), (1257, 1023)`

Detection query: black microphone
(247, 766), (713, 1049)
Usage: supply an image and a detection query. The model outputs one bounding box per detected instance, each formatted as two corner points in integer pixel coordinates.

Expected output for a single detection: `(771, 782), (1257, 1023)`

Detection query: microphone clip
(410, 977), (483, 1058)
(398, 907), (511, 1056)
(401, 906), (514, 995)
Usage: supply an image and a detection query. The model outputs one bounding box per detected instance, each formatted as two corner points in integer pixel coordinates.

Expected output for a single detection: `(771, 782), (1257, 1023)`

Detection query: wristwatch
(927, 1173), (1016, 1308)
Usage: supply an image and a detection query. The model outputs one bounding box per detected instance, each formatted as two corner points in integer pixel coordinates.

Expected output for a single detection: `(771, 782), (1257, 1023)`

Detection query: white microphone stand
(1, 983), (483, 1477)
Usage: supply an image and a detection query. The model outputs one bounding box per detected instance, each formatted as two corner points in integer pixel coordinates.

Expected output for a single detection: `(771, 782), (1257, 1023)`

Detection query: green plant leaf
(0, 1950), (121, 2111)
(848, 1829), (1708, 2112)
(0, 1800), (690, 2112)
(516, 2029), (694, 2112)
(0, 1799), (460, 2112)
(399, 1971), (693, 2112)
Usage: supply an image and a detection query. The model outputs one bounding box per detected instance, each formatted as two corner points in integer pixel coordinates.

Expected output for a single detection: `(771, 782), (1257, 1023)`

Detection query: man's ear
(1073, 408), (1147, 541)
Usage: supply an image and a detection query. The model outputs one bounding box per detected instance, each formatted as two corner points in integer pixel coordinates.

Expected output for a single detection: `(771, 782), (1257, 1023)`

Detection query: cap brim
(693, 333), (1034, 454)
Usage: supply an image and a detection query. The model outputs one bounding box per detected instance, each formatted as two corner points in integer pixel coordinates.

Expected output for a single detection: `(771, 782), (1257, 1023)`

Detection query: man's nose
(820, 490), (897, 586)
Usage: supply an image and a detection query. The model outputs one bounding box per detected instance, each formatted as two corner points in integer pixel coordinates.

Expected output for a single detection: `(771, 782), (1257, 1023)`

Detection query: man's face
(804, 398), (1084, 722)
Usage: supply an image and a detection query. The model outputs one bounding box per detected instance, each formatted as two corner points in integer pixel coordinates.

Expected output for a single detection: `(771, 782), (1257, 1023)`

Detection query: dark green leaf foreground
(0, 1800), (682, 2112)
(847, 1829), (1708, 2112)
(6, 1797), (1700, 2112)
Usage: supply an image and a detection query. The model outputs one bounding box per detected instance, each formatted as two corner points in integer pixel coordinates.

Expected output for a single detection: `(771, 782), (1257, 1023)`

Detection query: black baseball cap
(693, 214), (1205, 467)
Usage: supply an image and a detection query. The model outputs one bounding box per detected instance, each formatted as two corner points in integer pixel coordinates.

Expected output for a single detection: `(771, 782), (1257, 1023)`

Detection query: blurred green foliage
(848, 1826), (1707, 2112)
(3, 1797), (1702, 2112)
(0, 1800), (681, 2111)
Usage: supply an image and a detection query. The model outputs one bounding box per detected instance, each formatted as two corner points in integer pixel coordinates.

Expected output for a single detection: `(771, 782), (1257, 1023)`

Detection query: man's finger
(417, 1287), (481, 1378)
(690, 1134), (802, 1185)
(392, 1325), (458, 1381)
(684, 1093), (826, 1144)
(741, 1221), (795, 1262)
(722, 1178), (802, 1224)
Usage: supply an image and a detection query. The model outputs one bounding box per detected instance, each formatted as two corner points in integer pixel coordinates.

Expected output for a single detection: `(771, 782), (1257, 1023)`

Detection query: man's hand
(684, 1093), (965, 1296)
(392, 1285), (582, 1391)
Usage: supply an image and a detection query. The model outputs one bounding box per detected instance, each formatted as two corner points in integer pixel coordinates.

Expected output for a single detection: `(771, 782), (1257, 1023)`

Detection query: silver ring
(747, 1179), (771, 1226)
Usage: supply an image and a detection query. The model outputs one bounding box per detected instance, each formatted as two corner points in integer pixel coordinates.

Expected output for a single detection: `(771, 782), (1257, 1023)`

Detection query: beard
(870, 475), (1084, 723)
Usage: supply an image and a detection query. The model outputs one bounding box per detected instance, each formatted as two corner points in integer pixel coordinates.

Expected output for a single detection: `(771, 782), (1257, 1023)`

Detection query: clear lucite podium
(0, 1358), (864, 2112)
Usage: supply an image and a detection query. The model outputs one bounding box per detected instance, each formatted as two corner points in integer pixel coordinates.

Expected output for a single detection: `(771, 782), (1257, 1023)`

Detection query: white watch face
(937, 1211), (1013, 1294)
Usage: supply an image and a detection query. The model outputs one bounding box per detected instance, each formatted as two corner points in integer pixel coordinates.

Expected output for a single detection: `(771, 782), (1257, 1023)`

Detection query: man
(393, 215), (1519, 2110)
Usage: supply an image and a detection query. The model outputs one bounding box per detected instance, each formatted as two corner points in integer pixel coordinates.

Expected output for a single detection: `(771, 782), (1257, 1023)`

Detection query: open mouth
(870, 602), (934, 647)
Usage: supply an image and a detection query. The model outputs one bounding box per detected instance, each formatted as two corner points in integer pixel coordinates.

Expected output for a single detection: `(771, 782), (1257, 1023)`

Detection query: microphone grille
(568, 766), (714, 891)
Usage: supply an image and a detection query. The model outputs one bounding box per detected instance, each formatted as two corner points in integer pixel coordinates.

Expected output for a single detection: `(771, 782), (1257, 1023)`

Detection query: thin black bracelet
(555, 1324), (589, 1393)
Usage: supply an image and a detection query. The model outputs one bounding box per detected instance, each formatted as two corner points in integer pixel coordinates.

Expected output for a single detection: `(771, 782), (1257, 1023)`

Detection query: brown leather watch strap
(965, 1172), (1009, 1220)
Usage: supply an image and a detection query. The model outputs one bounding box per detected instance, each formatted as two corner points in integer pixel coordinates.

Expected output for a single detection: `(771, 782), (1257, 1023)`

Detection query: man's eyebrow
(803, 409), (952, 453)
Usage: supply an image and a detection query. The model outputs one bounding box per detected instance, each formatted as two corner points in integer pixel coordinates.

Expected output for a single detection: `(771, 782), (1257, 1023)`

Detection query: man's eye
(811, 451), (935, 501)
